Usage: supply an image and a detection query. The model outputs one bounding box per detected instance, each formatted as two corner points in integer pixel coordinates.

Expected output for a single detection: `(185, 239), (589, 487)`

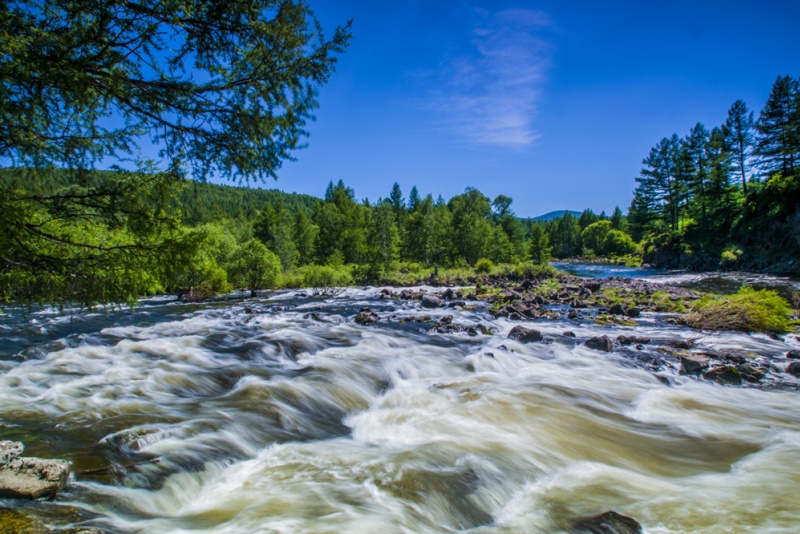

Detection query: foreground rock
(570, 510), (643, 533)
(354, 307), (378, 325)
(508, 326), (544, 343)
(0, 441), (70, 499)
(584, 335), (613, 352)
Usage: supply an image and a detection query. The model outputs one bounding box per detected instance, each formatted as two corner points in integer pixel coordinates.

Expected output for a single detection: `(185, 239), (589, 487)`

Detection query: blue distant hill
(530, 210), (581, 222)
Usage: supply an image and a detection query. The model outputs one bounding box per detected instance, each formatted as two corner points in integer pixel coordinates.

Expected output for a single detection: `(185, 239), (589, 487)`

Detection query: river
(1, 272), (800, 532)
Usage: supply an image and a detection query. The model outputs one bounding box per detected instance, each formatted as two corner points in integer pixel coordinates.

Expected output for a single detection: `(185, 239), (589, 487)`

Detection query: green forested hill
(0, 168), (321, 224)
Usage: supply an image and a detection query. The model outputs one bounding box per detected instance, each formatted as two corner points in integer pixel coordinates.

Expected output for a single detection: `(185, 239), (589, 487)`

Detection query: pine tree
(408, 186), (421, 213)
(755, 75), (800, 178)
(724, 100), (755, 193)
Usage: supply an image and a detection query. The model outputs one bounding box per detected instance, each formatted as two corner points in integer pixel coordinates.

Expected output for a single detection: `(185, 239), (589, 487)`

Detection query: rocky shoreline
(368, 272), (800, 389)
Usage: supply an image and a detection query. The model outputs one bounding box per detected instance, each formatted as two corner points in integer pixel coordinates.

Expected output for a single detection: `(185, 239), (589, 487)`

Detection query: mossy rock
(680, 286), (796, 334)
(0, 509), (49, 533)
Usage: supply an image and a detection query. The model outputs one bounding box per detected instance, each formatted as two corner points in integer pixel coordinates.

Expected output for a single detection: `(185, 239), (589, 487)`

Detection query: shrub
(474, 258), (494, 274)
(300, 264), (353, 295)
(603, 229), (639, 256)
(681, 286), (796, 333)
(720, 248), (742, 267)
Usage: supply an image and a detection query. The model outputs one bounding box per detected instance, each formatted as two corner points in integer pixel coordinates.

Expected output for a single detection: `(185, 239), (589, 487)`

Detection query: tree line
(627, 75), (800, 269)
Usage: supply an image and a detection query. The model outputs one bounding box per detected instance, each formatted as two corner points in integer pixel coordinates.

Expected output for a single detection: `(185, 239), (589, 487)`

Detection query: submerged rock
(570, 510), (643, 533)
(0, 441), (70, 500)
(508, 326), (544, 343)
(584, 335), (613, 352)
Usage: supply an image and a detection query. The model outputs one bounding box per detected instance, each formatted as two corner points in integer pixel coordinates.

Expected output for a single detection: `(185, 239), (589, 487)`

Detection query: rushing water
(1, 285), (800, 533)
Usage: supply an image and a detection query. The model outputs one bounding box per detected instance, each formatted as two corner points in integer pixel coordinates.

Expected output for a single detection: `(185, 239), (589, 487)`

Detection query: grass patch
(648, 291), (687, 313)
(680, 286), (797, 333)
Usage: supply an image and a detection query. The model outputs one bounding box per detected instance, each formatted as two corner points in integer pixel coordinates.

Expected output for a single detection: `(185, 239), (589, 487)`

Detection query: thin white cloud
(428, 8), (553, 149)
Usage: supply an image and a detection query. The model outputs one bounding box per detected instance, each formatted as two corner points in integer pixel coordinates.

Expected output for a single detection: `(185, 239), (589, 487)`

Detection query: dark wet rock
(585, 281), (602, 292)
(617, 335), (635, 346)
(679, 355), (710, 374)
(355, 308), (378, 325)
(786, 350), (800, 359)
(520, 279), (533, 290)
(626, 307), (641, 318)
(500, 289), (523, 301)
(738, 363), (766, 382)
(703, 366), (743, 385)
(668, 340), (693, 350)
(467, 327), (478, 337)
(786, 361), (800, 377)
(441, 288), (456, 299)
(608, 303), (625, 316)
(568, 309), (579, 320)
(563, 331), (576, 337)
(415, 315), (432, 322)
(448, 300), (467, 308)
(439, 315), (453, 325)
(584, 335), (613, 352)
(508, 326), (544, 343)
(421, 295), (445, 308)
(570, 510), (643, 533)
(0, 441), (70, 500)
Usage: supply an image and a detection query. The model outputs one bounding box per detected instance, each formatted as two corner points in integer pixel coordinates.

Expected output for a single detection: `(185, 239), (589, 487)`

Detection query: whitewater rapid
(1, 287), (799, 533)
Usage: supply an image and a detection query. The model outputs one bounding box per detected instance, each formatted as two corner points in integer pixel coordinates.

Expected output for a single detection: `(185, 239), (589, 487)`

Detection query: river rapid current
(1, 280), (800, 532)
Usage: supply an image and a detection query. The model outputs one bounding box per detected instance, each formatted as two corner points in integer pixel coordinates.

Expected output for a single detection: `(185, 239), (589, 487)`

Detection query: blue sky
(266, 0), (799, 217)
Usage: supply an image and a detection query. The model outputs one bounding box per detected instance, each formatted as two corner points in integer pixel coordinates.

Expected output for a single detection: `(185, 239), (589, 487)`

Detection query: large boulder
(0, 441), (70, 500)
(571, 510), (643, 533)
(584, 335), (613, 352)
(508, 326), (544, 343)
(679, 355), (710, 374)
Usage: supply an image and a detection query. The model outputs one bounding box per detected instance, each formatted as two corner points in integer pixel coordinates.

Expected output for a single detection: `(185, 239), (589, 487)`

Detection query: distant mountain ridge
(530, 210), (581, 222)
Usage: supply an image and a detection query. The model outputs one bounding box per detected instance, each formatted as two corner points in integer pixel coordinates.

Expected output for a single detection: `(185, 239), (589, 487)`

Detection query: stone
(421, 295), (445, 308)
(679, 355), (710, 374)
(584, 335), (613, 352)
(785, 350), (800, 359)
(508, 326), (544, 343)
(354, 308), (378, 325)
(585, 282), (602, 292)
(563, 331), (577, 338)
(0, 452), (70, 500)
(703, 366), (742, 385)
(570, 510), (643, 533)
(626, 307), (641, 318)
(786, 361), (800, 377)
(608, 303), (625, 316)
(0, 441), (24, 465)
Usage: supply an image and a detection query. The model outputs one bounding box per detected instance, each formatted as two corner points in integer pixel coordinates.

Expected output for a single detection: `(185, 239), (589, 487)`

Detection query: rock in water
(421, 295), (445, 308)
(508, 326), (544, 343)
(0, 441), (70, 499)
(570, 510), (643, 533)
(354, 308), (378, 325)
(679, 355), (710, 374)
(584, 335), (613, 352)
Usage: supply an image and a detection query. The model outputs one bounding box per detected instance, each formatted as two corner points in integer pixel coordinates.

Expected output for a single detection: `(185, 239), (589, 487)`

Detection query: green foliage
(296, 265), (353, 294)
(603, 229), (639, 256)
(0, 0), (351, 180)
(529, 224), (552, 264)
(681, 286), (796, 333)
(581, 220), (613, 255)
(229, 239), (282, 296)
(629, 75), (800, 269)
(474, 258), (495, 274)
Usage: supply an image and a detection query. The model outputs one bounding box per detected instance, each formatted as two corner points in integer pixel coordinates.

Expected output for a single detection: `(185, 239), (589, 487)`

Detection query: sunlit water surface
(1, 285), (799, 533)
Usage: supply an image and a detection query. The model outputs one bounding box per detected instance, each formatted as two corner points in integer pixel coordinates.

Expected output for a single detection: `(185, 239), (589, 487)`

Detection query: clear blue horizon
(238, 1), (799, 217)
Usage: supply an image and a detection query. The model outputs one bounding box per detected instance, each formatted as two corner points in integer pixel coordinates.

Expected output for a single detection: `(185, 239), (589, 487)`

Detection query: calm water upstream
(1, 282), (800, 533)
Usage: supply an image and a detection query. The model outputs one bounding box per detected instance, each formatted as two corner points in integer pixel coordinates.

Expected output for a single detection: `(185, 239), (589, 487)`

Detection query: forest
(2, 75), (799, 307)
(628, 75), (800, 271)
(0, 165), (638, 305)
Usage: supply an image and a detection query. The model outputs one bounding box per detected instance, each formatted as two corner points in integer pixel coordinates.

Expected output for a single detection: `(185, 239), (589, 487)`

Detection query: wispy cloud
(427, 8), (553, 149)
